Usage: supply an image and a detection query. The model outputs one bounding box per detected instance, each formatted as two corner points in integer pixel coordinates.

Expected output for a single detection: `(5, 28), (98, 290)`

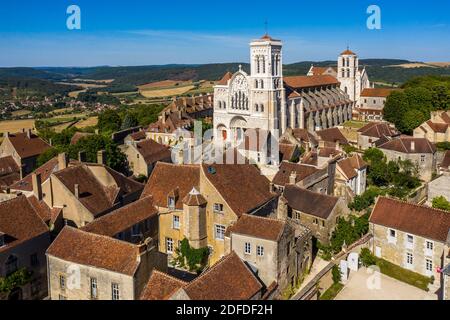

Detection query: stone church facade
(213, 35), (367, 147)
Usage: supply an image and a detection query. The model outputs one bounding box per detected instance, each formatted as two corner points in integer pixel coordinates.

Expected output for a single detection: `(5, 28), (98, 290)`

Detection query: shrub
(360, 248), (376, 267)
(332, 265), (341, 284)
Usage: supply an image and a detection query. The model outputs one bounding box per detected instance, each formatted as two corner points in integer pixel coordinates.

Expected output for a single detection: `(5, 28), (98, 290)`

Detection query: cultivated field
(138, 80), (192, 90)
(11, 110), (32, 117)
(0, 119), (35, 134)
(75, 116), (98, 128)
(139, 85), (196, 98)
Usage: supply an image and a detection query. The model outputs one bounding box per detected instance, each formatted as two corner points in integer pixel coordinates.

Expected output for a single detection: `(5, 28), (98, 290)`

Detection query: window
(29, 253), (39, 267)
(426, 241), (433, 250)
(420, 155), (425, 163)
(407, 235), (414, 244)
(215, 225), (225, 240)
(244, 242), (251, 255)
(321, 220), (325, 228)
(406, 253), (413, 265)
(213, 203), (224, 214)
(173, 216), (180, 230)
(168, 196), (175, 209)
(90, 278), (98, 299)
(5, 255), (18, 275)
(166, 238), (174, 254)
(59, 275), (66, 290)
(389, 229), (396, 238)
(257, 245), (264, 257)
(111, 283), (120, 300)
(313, 218), (318, 225)
(425, 259), (433, 272)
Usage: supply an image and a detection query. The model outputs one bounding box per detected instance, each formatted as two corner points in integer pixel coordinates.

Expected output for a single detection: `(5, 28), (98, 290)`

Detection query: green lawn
(319, 283), (344, 300)
(343, 120), (368, 129)
(375, 258), (432, 291)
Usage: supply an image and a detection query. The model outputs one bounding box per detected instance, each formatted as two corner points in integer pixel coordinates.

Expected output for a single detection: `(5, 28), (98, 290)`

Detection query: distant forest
(1, 59), (449, 96)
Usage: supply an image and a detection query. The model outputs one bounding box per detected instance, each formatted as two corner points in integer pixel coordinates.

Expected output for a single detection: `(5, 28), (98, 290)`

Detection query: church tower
(249, 34), (286, 135)
(337, 48), (359, 101)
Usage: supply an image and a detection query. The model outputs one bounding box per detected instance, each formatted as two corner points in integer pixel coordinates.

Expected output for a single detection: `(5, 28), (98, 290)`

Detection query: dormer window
(168, 196), (176, 210)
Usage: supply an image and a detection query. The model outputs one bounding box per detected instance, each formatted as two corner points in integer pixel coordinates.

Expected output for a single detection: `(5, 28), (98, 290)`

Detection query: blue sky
(0, 0), (449, 67)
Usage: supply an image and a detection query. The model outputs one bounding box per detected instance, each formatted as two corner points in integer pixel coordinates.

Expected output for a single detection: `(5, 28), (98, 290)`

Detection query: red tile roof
(284, 75), (339, 89)
(140, 270), (187, 300)
(226, 214), (285, 241)
(441, 150), (450, 169)
(361, 88), (397, 98)
(341, 49), (356, 55)
(425, 120), (449, 134)
(47, 226), (141, 275)
(81, 196), (158, 237)
(279, 143), (297, 162)
(217, 72), (233, 85)
(10, 157), (60, 192)
(182, 251), (262, 300)
(369, 197), (450, 242)
(7, 132), (50, 159)
(358, 122), (400, 138)
(0, 195), (49, 253)
(135, 139), (172, 165)
(283, 185), (339, 219)
(316, 128), (348, 144)
(378, 137), (436, 154)
(273, 161), (320, 187)
(182, 187), (207, 206)
(0, 156), (19, 176)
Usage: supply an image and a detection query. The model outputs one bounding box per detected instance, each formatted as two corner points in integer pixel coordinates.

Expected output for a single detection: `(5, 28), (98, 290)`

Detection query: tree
(97, 110), (122, 133)
(401, 109), (428, 135)
(121, 113), (139, 130)
(432, 196), (450, 211)
(332, 265), (341, 284)
(360, 248), (376, 267)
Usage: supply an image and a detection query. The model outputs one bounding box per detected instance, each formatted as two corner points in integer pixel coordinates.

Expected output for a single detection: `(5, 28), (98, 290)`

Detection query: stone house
(378, 136), (437, 181)
(427, 173), (450, 205)
(356, 122), (400, 150)
(369, 197), (450, 292)
(355, 88), (397, 122)
(439, 151), (450, 174)
(278, 185), (349, 245)
(225, 214), (312, 295)
(280, 127), (318, 152)
(0, 130), (50, 176)
(123, 139), (172, 177)
(0, 195), (51, 300)
(141, 251), (264, 300)
(335, 154), (367, 197)
(81, 196), (159, 244)
(46, 226), (167, 300)
(315, 127), (349, 150)
(141, 162), (277, 265)
(414, 111), (450, 143)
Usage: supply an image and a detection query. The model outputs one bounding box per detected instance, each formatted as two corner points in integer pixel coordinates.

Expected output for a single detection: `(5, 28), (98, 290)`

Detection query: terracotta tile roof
(129, 130), (146, 141)
(81, 196), (158, 237)
(358, 122), (400, 138)
(0, 156), (19, 176)
(140, 270), (187, 300)
(70, 132), (93, 145)
(318, 147), (341, 158)
(425, 120), (449, 133)
(182, 187), (207, 206)
(378, 137), (436, 154)
(279, 143), (297, 162)
(226, 214), (285, 241)
(341, 49), (356, 55)
(217, 72), (233, 85)
(337, 158), (358, 180)
(201, 164), (275, 216)
(369, 197), (450, 242)
(283, 184), (339, 219)
(182, 251), (263, 300)
(316, 128), (348, 144)
(273, 162), (320, 186)
(10, 157), (59, 192)
(141, 163), (200, 209)
(0, 195), (49, 253)
(441, 112), (450, 124)
(103, 166), (144, 196)
(361, 88), (396, 98)
(0, 172), (21, 189)
(441, 151), (450, 169)
(349, 154), (367, 170)
(7, 132), (50, 159)
(135, 139), (172, 165)
(46, 226), (141, 276)
(309, 66), (328, 76)
(291, 129), (318, 145)
(284, 75), (339, 89)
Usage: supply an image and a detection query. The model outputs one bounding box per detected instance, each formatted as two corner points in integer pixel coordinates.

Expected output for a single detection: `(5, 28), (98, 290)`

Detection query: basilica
(213, 34), (371, 143)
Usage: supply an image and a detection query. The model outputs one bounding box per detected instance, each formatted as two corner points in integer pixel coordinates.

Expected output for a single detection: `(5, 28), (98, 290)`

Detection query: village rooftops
(0, 195), (49, 253)
(81, 196), (157, 237)
(272, 161), (320, 187)
(337, 154), (367, 180)
(47, 226), (142, 276)
(360, 88), (397, 98)
(225, 214), (285, 242)
(140, 270), (187, 300)
(316, 127), (349, 144)
(369, 197), (450, 243)
(135, 139), (172, 165)
(282, 184), (340, 219)
(358, 122), (400, 138)
(378, 136), (436, 154)
(5, 131), (50, 159)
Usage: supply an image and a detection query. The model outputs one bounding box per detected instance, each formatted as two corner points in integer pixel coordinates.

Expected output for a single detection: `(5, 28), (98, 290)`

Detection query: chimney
(97, 150), (106, 165)
(32, 173), (43, 200)
(336, 140), (340, 151)
(410, 141), (415, 152)
(78, 151), (86, 162)
(289, 171), (297, 185)
(74, 184), (80, 199)
(19, 166), (24, 179)
(58, 153), (69, 170)
(27, 129), (32, 139)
